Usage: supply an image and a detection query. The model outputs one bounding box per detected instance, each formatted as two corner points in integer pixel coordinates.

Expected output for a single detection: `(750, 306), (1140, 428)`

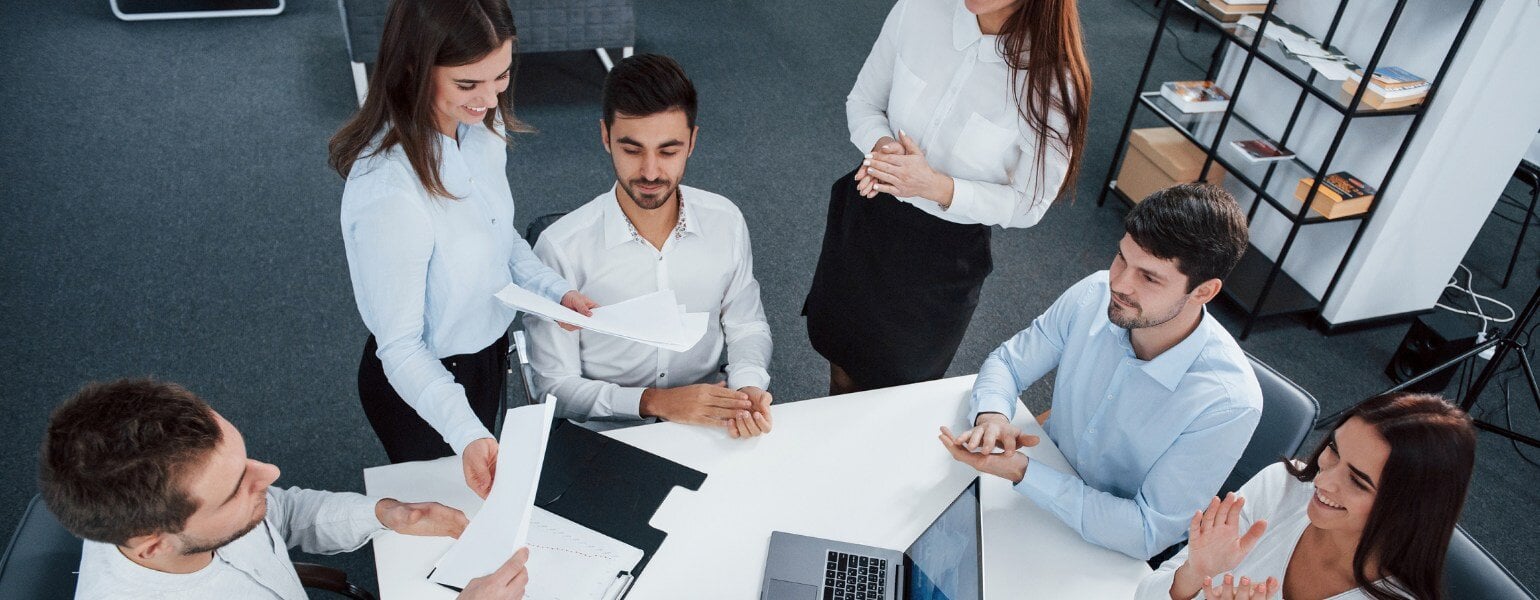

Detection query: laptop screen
(903, 478), (982, 600)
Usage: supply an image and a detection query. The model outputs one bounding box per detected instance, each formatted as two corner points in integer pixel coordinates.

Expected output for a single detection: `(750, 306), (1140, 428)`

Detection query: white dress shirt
(524, 185), (772, 427)
(1138, 463), (1408, 600)
(848, 0), (1071, 228)
(75, 487), (385, 600)
(341, 123), (571, 453)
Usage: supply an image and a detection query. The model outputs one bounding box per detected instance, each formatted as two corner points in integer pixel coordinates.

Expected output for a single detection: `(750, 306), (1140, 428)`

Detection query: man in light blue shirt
(940, 183), (1263, 560)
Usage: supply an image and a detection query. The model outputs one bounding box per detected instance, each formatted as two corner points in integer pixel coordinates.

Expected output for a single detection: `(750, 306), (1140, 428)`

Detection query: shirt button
(659, 373), (666, 378)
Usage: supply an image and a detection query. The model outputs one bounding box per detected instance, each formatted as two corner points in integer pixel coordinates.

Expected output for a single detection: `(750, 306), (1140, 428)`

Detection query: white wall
(1198, 0), (1540, 325)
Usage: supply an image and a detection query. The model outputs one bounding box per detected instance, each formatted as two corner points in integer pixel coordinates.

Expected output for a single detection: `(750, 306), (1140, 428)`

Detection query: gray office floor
(2, 0), (1535, 596)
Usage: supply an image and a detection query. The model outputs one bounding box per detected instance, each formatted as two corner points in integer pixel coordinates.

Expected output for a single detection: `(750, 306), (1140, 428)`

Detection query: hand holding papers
(496, 285), (707, 352)
(430, 400), (558, 589)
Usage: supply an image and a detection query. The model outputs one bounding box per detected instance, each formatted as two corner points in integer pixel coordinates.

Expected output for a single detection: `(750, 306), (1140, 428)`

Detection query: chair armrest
(294, 562), (378, 600)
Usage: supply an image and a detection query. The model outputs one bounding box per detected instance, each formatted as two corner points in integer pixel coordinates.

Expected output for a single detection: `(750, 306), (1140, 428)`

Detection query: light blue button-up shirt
(969, 271), (1262, 559)
(341, 123), (570, 453)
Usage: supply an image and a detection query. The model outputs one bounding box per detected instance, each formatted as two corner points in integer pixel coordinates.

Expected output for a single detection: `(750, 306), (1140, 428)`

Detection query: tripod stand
(1316, 282), (1540, 449)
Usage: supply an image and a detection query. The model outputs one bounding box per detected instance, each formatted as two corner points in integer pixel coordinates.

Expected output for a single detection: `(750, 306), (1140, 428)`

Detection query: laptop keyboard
(823, 550), (887, 600)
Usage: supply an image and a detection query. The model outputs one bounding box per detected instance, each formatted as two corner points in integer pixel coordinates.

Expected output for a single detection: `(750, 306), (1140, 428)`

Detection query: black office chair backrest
(0, 495), (80, 600)
(1446, 524), (1537, 598)
(336, 0), (389, 64)
(525, 212), (569, 247)
(1219, 353), (1320, 496)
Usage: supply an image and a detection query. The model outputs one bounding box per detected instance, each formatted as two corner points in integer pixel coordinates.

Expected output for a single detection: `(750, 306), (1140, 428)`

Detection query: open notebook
(525, 506), (645, 599)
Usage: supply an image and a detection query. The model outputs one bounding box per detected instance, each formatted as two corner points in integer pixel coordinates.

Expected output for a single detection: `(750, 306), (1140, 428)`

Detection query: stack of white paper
(524, 507), (644, 600)
(429, 401), (558, 589)
(496, 285), (707, 352)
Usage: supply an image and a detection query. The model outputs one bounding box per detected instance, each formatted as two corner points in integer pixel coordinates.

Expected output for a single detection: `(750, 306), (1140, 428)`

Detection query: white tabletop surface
(364, 375), (1151, 599)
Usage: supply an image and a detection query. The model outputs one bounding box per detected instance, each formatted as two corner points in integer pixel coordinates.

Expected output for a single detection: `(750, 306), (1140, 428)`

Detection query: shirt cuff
(446, 423), (495, 456)
(968, 394), (1018, 427)
(1013, 458), (1073, 507)
(852, 125), (895, 156)
(540, 278), (574, 305)
(336, 493), (391, 549)
(727, 366), (771, 392)
(613, 386), (646, 420)
(945, 177), (975, 217)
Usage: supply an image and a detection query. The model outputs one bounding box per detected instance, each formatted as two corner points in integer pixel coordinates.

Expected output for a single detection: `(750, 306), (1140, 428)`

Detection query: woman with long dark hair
(804, 0), (1092, 394)
(328, 0), (596, 498)
(1138, 392), (1477, 600)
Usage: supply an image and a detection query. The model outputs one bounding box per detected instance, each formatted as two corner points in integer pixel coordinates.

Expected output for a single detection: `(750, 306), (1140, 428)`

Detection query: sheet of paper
(496, 285), (708, 351)
(428, 400), (559, 589)
(524, 507), (644, 600)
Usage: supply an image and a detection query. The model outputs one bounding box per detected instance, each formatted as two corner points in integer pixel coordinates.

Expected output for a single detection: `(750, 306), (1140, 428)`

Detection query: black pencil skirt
(803, 168), (993, 391)
(357, 333), (507, 463)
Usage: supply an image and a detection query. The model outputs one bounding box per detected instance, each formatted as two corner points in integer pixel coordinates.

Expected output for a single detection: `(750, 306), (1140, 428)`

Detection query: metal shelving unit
(1099, 0), (1487, 339)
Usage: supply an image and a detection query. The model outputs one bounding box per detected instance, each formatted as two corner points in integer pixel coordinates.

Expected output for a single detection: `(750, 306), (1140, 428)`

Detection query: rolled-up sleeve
(343, 169), (491, 454)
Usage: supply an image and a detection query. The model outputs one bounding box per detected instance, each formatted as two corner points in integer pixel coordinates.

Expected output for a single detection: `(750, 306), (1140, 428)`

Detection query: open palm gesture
(1185, 492), (1268, 579)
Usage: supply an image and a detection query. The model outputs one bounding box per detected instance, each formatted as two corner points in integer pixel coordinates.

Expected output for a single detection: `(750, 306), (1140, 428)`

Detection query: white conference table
(364, 375), (1151, 599)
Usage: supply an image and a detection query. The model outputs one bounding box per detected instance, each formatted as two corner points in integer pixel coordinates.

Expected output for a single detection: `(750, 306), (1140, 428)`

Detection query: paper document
(524, 507), (644, 600)
(429, 400), (559, 589)
(496, 285), (707, 352)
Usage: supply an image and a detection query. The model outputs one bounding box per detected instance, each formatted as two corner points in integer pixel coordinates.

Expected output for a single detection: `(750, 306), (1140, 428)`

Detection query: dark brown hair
(1125, 183), (1249, 291)
(1286, 392), (1476, 600)
(602, 54), (698, 129)
(39, 379), (223, 546)
(996, 0), (1092, 203)
(327, 0), (530, 198)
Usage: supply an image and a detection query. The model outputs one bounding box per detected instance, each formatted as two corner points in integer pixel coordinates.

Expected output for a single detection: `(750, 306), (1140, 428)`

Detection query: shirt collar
(1102, 306), (1215, 391)
(602, 184), (698, 249)
(952, 2), (1005, 64)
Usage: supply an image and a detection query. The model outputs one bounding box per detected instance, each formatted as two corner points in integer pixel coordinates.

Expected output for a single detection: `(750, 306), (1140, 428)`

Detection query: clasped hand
(641, 382), (774, 439)
(854, 132), (953, 207)
(937, 414), (1040, 484)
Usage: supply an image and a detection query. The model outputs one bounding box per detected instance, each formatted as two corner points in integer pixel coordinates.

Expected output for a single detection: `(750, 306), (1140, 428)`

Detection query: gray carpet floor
(2, 0), (1535, 596)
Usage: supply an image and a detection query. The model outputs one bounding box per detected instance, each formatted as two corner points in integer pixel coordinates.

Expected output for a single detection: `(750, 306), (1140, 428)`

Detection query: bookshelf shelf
(1099, 0), (1486, 339)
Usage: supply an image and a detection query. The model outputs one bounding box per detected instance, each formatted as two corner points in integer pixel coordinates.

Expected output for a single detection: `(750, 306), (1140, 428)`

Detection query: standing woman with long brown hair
(804, 0), (1091, 394)
(328, 0), (596, 498)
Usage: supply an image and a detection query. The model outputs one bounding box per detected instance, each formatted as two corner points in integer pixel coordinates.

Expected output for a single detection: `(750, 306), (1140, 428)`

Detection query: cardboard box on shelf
(1115, 127), (1227, 203)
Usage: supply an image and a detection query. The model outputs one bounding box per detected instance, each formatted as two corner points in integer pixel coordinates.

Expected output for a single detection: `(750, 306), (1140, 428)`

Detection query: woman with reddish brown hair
(328, 0), (596, 499)
(804, 0), (1092, 394)
(1138, 392), (1478, 600)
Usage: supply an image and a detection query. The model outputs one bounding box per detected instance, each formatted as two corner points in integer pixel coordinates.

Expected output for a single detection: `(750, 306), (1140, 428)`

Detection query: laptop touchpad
(766, 579), (820, 600)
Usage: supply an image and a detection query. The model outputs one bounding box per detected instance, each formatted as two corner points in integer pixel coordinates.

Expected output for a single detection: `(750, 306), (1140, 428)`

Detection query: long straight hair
(995, 0), (1092, 204)
(1286, 393), (1476, 600)
(327, 0), (531, 198)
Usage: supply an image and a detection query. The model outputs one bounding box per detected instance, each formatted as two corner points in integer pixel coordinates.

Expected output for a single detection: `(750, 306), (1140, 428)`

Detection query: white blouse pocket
(887, 56), (928, 134)
(950, 112), (1020, 182)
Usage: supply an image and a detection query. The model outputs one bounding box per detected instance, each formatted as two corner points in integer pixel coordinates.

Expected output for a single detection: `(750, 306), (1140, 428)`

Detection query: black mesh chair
(0, 494), (377, 600)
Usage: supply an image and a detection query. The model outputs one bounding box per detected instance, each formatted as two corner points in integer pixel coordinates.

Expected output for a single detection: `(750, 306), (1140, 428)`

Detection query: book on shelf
(1198, 0), (1266, 23)
(1345, 66), (1430, 98)
(1294, 172), (1377, 219)
(1341, 77), (1425, 110)
(1160, 80), (1230, 113)
(1230, 138), (1295, 163)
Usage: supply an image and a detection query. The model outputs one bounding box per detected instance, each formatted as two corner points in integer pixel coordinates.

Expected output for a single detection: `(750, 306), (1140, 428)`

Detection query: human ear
(688, 125), (699, 157)
(123, 532), (176, 561)
(599, 119), (612, 154)
(1192, 278), (1223, 304)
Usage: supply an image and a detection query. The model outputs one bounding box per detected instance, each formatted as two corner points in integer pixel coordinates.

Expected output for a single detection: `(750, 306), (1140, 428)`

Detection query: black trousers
(804, 168), (993, 390)
(357, 334), (507, 463)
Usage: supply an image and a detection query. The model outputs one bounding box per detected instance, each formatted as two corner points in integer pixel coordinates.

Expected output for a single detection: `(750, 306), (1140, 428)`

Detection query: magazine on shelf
(1159, 80), (1230, 113)
(1346, 66), (1430, 98)
(1236, 15), (1360, 80)
(1229, 138), (1295, 163)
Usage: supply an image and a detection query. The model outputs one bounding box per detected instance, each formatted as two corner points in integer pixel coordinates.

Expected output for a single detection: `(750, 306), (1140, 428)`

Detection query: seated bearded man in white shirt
(42, 378), (529, 600)
(524, 54), (774, 437)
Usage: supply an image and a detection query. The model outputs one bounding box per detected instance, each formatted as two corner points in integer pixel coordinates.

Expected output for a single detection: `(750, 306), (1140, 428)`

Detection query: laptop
(759, 478), (983, 600)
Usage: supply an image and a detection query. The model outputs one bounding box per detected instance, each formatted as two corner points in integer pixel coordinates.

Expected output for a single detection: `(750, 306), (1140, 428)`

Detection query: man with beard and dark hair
(936, 183), (1263, 561)
(523, 54), (773, 437)
(42, 378), (530, 599)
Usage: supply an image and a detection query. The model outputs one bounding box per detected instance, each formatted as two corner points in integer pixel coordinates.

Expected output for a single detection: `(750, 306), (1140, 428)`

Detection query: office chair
(336, 0), (636, 106)
(1446, 524), (1537, 598)
(0, 494), (377, 600)
(1218, 352), (1321, 496)
(505, 211), (572, 408)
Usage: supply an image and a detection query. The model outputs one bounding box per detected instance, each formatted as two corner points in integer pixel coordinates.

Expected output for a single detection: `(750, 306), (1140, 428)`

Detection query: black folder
(534, 419), (707, 576)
